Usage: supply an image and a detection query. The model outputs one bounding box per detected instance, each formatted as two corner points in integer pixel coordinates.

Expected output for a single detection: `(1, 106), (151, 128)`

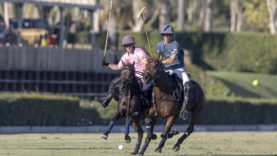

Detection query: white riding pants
(136, 74), (152, 91)
(165, 68), (190, 85)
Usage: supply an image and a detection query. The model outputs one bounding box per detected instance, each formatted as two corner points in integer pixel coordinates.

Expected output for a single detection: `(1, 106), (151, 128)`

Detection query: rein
(144, 70), (159, 81)
(126, 89), (131, 122)
(145, 63), (179, 104)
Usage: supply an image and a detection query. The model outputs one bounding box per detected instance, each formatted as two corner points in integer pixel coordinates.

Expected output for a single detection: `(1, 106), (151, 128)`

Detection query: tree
(203, 0), (213, 32)
(266, 0), (276, 34)
(187, 0), (198, 23)
(244, 0), (269, 32)
(130, 0), (146, 32)
(177, 0), (185, 31)
(230, 0), (243, 32)
(159, 0), (170, 30)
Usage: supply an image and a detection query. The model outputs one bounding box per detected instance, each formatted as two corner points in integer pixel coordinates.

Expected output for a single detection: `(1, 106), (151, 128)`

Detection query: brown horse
(138, 59), (205, 155)
(101, 63), (151, 154)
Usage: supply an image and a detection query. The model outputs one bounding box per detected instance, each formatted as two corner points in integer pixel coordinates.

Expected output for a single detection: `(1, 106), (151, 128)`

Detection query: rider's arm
(107, 63), (122, 70)
(162, 53), (177, 64)
(161, 41), (179, 65)
(107, 55), (125, 70)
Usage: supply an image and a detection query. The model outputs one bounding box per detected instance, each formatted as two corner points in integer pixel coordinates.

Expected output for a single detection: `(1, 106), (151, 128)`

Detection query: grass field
(0, 132), (276, 156)
(207, 71), (277, 98)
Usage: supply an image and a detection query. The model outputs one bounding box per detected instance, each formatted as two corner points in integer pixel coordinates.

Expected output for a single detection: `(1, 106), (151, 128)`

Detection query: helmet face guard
(122, 35), (136, 46)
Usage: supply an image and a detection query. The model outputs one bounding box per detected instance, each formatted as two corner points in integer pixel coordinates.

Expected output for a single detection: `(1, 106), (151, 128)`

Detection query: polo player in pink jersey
(95, 35), (152, 107)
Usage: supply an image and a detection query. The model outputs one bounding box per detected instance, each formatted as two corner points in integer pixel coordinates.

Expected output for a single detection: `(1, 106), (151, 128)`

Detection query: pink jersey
(118, 48), (148, 75)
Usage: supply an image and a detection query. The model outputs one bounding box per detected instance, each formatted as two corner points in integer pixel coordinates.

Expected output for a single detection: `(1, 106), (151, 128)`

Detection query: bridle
(144, 61), (162, 81)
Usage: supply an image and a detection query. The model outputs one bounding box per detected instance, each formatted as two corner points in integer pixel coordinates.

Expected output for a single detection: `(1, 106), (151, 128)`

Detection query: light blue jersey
(156, 40), (184, 70)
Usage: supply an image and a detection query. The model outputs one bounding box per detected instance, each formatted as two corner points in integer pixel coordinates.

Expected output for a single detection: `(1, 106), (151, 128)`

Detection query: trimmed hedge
(0, 93), (276, 125)
(198, 97), (277, 124)
(80, 31), (277, 74)
(0, 93), (102, 126)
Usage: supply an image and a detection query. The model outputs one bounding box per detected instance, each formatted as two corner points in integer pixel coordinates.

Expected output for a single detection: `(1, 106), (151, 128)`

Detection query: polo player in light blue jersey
(156, 24), (193, 120)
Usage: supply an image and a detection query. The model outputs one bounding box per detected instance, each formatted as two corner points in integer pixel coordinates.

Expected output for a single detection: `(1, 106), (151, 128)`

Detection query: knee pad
(184, 81), (192, 92)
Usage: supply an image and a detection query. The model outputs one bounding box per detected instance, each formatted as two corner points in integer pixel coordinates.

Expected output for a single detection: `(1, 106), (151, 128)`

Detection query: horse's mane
(147, 58), (181, 95)
(147, 58), (166, 75)
(120, 63), (141, 95)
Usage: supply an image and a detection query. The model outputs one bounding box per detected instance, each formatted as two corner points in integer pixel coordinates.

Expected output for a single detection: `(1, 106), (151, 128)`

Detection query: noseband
(121, 66), (137, 86)
(144, 70), (159, 81)
(144, 62), (163, 81)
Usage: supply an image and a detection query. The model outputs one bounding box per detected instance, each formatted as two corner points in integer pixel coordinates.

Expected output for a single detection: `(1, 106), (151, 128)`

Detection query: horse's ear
(132, 62), (135, 67)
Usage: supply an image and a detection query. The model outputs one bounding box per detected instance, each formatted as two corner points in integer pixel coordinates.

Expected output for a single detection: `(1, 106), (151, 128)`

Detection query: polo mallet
(103, 0), (113, 61)
(137, 7), (153, 55)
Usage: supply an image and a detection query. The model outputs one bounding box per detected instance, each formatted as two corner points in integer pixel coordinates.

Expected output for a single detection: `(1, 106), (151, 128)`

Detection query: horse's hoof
(168, 129), (179, 138)
(173, 145), (180, 152)
(130, 152), (137, 155)
(100, 134), (108, 140)
(171, 129), (179, 135)
(137, 153), (144, 156)
(151, 134), (157, 140)
(160, 133), (167, 138)
(155, 148), (162, 153)
(125, 135), (131, 143)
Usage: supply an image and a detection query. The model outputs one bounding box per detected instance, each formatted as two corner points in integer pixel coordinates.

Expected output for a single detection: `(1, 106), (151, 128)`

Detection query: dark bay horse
(100, 63), (150, 154)
(138, 59), (205, 155)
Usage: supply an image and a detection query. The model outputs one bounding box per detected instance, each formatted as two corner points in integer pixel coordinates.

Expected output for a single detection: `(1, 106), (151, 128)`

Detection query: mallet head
(137, 7), (146, 18)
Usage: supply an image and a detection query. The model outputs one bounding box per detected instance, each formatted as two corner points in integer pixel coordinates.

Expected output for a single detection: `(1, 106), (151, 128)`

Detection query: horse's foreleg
(101, 111), (122, 140)
(138, 108), (155, 155)
(124, 120), (131, 143)
(173, 111), (198, 152)
(138, 135), (151, 156)
(130, 121), (143, 155)
(144, 107), (156, 139)
(155, 116), (176, 153)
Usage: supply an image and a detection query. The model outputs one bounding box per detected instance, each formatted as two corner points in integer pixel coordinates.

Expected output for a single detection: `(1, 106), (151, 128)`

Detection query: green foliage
(0, 93), (277, 125)
(198, 97), (277, 124)
(0, 92), (102, 126)
(244, 0), (269, 32)
(174, 32), (277, 74)
(77, 31), (277, 74)
(186, 65), (235, 97)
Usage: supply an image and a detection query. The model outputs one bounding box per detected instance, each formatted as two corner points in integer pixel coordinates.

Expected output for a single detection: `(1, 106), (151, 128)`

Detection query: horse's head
(120, 62), (136, 86)
(143, 59), (164, 84)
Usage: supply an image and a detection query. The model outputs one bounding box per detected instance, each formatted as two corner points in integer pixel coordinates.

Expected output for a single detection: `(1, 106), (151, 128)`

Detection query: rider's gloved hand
(102, 58), (109, 66)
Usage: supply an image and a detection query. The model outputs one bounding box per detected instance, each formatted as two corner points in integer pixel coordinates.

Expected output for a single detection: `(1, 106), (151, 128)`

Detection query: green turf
(207, 71), (277, 99)
(0, 132), (276, 156)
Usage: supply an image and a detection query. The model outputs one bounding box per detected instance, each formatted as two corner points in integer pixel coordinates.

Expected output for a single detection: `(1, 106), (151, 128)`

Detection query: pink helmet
(122, 35), (136, 46)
